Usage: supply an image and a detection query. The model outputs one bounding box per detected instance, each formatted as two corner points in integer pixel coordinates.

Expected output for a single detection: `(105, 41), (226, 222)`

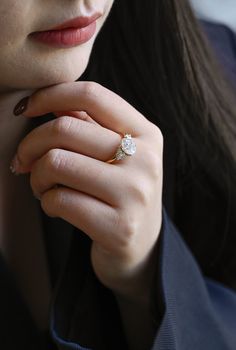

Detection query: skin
(0, 0), (113, 91)
(0, 1), (163, 349)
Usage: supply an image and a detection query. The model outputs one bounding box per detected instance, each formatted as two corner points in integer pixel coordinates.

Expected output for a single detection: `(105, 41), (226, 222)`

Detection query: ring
(106, 134), (136, 164)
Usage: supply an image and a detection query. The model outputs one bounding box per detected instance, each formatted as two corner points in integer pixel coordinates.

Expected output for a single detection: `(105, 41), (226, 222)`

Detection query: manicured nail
(13, 96), (29, 116)
(10, 155), (21, 175)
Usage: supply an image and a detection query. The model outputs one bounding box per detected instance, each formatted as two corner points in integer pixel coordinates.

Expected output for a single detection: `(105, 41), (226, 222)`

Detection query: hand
(12, 82), (163, 301)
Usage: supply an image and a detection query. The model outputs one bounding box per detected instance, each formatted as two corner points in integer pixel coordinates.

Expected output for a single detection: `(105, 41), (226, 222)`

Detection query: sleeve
(49, 209), (236, 350)
(200, 20), (236, 87)
(151, 209), (236, 350)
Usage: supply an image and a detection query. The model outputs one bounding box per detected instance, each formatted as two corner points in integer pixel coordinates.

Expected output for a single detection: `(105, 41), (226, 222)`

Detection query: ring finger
(30, 148), (127, 206)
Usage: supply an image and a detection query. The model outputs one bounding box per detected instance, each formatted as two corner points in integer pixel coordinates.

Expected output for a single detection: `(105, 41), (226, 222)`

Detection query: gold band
(106, 156), (118, 164)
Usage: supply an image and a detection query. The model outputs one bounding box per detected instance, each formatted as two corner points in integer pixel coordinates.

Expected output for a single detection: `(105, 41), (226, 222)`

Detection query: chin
(35, 67), (87, 87)
(34, 46), (92, 86)
(32, 58), (89, 88)
(16, 52), (90, 91)
(1, 46), (92, 92)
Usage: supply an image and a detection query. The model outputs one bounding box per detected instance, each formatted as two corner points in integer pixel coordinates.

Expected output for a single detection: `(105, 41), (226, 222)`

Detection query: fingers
(41, 187), (120, 251)
(21, 82), (149, 135)
(53, 110), (99, 125)
(30, 148), (125, 206)
(16, 116), (122, 171)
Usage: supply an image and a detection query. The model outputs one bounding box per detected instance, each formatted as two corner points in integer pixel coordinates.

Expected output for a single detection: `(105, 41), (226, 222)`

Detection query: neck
(0, 89), (35, 174)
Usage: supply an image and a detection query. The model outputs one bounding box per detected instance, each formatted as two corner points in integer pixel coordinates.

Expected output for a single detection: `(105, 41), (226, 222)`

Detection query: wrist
(112, 244), (158, 305)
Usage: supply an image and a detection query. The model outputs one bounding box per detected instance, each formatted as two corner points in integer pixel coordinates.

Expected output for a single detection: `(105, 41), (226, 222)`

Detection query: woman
(1, 0), (236, 349)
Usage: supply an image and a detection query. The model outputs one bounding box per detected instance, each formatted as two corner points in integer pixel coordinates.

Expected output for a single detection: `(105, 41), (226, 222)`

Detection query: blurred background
(189, 0), (236, 86)
(190, 0), (236, 32)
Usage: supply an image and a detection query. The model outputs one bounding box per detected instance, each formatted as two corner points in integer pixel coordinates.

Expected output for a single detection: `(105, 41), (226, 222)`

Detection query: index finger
(19, 82), (149, 136)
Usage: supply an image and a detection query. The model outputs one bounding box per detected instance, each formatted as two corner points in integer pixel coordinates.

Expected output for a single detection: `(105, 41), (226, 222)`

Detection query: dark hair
(81, 0), (236, 289)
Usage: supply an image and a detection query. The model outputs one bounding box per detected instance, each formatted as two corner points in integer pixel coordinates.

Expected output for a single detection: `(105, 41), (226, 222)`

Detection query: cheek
(0, 2), (30, 47)
(106, 0), (115, 12)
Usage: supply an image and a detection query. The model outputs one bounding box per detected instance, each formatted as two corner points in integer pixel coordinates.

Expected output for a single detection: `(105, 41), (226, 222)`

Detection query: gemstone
(115, 148), (126, 160)
(121, 134), (136, 156)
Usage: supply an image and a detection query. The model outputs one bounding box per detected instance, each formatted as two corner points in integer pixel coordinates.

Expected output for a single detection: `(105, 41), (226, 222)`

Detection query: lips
(49, 13), (102, 31)
(30, 13), (102, 48)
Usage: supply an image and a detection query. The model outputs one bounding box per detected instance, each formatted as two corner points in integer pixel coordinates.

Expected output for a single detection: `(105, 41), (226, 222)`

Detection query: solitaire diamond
(121, 134), (136, 156)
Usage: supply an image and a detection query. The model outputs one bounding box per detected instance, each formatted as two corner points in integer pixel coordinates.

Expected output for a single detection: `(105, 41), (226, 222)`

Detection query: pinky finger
(41, 186), (118, 250)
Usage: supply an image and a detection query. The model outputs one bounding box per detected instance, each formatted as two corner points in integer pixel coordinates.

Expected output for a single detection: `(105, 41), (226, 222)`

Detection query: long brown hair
(82, 0), (236, 288)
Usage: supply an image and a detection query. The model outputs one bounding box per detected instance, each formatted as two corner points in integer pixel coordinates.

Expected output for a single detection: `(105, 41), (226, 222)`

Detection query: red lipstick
(30, 13), (101, 48)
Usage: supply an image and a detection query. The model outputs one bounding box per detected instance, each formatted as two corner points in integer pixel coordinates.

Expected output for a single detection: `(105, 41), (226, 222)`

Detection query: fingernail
(10, 155), (21, 175)
(13, 96), (29, 116)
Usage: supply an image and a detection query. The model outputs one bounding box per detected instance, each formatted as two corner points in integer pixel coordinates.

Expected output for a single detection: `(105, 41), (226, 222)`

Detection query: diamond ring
(106, 134), (136, 164)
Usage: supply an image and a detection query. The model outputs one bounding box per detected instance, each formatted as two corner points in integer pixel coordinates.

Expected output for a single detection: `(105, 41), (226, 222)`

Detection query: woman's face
(0, 0), (114, 93)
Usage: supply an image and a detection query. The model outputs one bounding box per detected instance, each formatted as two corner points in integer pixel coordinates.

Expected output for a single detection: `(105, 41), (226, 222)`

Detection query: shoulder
(200, 20), (236, 85)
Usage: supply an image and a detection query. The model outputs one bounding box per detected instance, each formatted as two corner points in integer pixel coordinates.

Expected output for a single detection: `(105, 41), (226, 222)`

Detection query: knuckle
(153, 125), (164, 149)
(41, 187), (65, 217)
(114, 212), (138, 248)
(152, 156), (163, 180)
(81, 81), (100, 99)
(51, 116), (74, 136)
(145, 148), (162, 180)
(126, 177), (150, 205)
(147, 123), (164, 149)
(44, 148), (66, 172)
